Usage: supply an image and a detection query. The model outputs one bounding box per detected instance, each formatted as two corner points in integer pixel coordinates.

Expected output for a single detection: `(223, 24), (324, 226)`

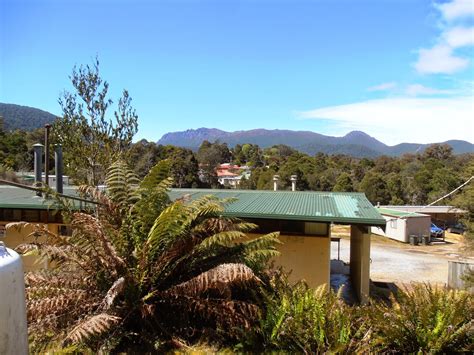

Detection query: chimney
(33, 143), (44, 196)
(54, 144), (63, 194)
(290, 175), (297, 192)
(273, 175), (280, 191)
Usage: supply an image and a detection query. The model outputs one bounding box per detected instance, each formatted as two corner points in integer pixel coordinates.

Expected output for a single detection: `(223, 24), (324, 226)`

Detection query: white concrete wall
(0, 245), (28, 355)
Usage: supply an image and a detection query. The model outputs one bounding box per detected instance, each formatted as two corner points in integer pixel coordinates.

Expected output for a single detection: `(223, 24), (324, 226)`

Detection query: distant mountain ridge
(158, 128), (474, 157)
(0, 103), (58, 131)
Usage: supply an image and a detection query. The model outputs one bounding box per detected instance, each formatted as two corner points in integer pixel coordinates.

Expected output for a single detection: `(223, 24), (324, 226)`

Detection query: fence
(448, 260), (473, 292)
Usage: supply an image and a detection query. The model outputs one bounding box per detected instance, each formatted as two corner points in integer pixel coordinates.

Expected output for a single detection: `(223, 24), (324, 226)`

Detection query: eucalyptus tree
(54, 57), (138, 186)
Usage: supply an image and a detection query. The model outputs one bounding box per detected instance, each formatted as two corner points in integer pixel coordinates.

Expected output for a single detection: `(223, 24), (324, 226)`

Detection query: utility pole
(44, 124), (51, 186)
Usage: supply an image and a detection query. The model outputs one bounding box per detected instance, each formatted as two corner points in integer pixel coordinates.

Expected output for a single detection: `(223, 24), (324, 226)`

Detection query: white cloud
(413, 1), (474, 74)
(414, 44), (469, 74)
(297, 97), (474, 145)
(367, 82), (397, 92)
(444, 26), (474, 48)
(405, 84), (453, 96)
(436, 0), (474, 21)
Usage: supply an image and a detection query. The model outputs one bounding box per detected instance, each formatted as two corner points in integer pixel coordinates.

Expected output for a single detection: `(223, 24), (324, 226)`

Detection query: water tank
(0, 243), (28, 354)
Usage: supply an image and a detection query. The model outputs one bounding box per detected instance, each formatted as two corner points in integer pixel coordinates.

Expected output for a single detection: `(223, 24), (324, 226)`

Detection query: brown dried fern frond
(26, 285), (88, 300)
(78, 185), (122, 224)
(166, 263), (260, 298)
(25, 271), (86, 289)
(71, 212), (126, 273)
(64, 313), (121, 345)
(163, 295), (260, 332)
(27, 291), (94, 321)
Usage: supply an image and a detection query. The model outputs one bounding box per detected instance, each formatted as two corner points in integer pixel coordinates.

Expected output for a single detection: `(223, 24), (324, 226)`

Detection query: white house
(371, 207), (431, 243)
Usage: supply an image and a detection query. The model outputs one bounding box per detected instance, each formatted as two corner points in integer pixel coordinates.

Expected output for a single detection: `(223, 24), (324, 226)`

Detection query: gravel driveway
(330, 228), (472, 286)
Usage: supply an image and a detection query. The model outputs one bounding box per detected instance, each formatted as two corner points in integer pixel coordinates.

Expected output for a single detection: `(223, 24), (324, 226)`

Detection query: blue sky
(1, 0), (473, 145)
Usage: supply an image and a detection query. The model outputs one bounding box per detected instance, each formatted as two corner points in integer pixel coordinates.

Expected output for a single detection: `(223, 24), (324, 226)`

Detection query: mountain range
(158, 128), (474, 158)
(0, 103), (58, 131)
(1, 102), (472, 158)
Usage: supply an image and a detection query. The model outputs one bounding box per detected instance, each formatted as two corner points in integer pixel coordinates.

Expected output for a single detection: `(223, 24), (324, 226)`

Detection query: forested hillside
(130, 140), (473, 206)
(0, 103), (57, 131)
(158, 128), (474, 157)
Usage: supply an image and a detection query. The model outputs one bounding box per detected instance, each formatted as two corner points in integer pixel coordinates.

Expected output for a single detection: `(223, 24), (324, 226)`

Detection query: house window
(390, 219), (397, 229)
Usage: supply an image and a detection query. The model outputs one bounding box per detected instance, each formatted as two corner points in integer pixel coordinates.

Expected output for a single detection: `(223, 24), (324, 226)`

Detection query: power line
(380, 175), (473, 221)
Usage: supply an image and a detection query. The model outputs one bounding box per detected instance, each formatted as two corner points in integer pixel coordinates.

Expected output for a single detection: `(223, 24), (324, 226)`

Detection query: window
(390, 219), (397, 229)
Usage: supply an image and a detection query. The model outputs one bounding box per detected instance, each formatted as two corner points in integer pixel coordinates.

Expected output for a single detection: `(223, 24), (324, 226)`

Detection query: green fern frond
(105, 160), (140, 208)
(198, 230), (248, 249)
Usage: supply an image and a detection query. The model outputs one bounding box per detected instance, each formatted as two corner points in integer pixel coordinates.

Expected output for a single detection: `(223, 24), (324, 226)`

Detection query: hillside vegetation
(158, 127), (474, 157)
(0, 103), (57, 131)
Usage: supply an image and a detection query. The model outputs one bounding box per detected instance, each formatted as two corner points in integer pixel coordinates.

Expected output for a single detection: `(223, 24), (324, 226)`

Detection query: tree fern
(17, 160), (281, 351)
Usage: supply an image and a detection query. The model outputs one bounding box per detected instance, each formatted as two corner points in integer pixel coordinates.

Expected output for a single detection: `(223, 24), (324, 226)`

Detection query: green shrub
(242, 271), (368, 353)
(369, 283), (473, 353)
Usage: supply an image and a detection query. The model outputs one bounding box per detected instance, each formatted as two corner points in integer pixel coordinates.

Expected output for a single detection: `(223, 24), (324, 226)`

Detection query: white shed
(371, 208), (431, 243)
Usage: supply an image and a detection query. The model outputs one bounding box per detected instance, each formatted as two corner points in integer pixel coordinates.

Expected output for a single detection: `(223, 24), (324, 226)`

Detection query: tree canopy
(53, 57), (138, 185)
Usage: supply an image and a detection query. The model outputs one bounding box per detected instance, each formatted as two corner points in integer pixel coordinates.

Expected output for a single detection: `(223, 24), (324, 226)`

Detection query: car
(446, 223), (466, 235)
(430, 223), (444, 238)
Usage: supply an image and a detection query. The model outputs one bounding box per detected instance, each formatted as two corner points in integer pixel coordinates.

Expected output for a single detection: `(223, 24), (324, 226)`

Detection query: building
(0, 185), (91, 270)
(371, 208), (431, 243)
(216, 163), (250, 188)
(381, 205), (467, 228)
(1, 184), (386, 304)
(169, 188), (385, 304)
(16, 172), (70, 187)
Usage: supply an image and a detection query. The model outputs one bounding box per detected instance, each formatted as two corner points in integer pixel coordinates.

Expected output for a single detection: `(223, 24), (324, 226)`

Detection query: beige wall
(248, 222), (331, 288)
(277, 234), (330, 287)
(1, 221), (59, 272)
(350, 225), (371, 304)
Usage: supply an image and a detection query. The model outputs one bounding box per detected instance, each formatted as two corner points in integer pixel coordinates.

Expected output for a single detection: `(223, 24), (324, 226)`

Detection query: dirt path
(330, 226), (472, 286)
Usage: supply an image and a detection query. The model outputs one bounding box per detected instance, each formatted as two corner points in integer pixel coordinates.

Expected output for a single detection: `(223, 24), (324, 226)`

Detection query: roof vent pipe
(54, 144), (63, 194)
(33, 143), (44, 197)
(290, 175), (297, 192)
(273, 175), (280, 191)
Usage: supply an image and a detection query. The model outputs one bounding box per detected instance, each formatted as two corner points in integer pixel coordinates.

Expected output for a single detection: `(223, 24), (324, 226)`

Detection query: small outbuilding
(169, 188), (386, 304)
(0, 185), (386, 304)
(371, 207), (431, 243)
(381, 205), (466, 228)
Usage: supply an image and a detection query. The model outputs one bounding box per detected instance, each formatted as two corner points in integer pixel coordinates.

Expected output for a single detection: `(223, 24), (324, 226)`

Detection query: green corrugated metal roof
(0, 185), (386, 226)
(169, 188), (386, 226)
(0, 186), (86, 210)
(376, 207), (428, 218)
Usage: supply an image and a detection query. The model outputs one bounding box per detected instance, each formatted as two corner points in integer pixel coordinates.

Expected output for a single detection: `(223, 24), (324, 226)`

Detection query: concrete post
(349, 225), (371, 304)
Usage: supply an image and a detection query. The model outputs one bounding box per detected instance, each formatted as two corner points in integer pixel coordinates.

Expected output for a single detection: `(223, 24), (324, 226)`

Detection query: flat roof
(377, 207), (429, 218)
(381, 205), (467, 214)
(169, 188), (386, 226)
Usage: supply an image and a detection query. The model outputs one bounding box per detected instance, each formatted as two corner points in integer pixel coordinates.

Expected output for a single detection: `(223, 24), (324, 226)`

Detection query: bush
(241, 271), (369, 353)
(369, 283), (474, 353)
